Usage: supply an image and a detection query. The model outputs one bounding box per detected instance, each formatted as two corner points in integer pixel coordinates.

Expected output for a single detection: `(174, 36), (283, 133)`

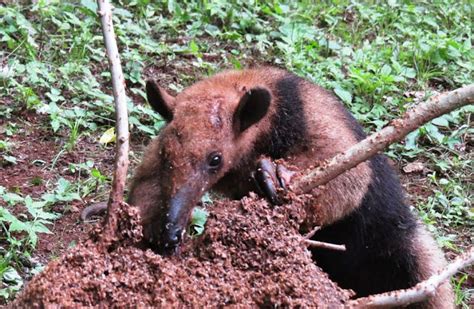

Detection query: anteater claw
(252, 158), (295, 205)
(276, 164), (295, 189)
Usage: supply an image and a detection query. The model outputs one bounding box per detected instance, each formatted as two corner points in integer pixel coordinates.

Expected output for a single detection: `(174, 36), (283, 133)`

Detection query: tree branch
(349, 247), (474, 307)
(303, 226), (321, 239)
(97, 0), (130, 235)
(293, 85), (474, 194)
(304, 239), (346, 251)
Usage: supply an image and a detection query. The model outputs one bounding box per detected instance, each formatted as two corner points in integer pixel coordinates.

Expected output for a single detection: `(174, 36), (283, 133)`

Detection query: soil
(1, 113), (57, 199)
(0, 111), (115, 266)
(11, 196), (352, 307)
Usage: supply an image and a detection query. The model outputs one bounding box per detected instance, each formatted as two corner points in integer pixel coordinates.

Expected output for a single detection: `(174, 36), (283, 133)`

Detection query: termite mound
(12, 194), (352, 307)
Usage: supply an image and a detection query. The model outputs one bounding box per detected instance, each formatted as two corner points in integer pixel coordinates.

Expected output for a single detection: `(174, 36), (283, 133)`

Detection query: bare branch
(304, 239), (346, 251)
(349, 247), (474, 307)
(97, 0), (130, 233)
(293, 85), (474, 194)
(303, 226), (321, 239)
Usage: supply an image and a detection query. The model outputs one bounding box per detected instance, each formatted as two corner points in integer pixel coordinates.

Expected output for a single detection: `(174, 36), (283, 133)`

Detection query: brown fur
(129, 67), (454, 307)
(292, 80), (374, 226)
(411, 226), (455, 308)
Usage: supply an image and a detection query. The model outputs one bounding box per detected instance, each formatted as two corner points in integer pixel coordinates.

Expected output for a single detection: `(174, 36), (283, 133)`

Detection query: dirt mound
(12, 195), (351, 307)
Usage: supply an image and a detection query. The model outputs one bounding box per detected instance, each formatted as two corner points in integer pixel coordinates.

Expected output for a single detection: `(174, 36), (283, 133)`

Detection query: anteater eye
(207, 152), (222, 171)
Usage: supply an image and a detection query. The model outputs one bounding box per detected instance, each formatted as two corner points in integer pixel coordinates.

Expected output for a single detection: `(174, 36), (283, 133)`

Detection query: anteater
(83, 67), (454, 307)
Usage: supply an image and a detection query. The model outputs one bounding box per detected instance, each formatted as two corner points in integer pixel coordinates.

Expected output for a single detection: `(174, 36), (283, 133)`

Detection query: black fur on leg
(309, 155), (420, 297)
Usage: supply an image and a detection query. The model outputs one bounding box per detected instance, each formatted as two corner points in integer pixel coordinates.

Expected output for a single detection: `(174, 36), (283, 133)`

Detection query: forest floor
(1, 1), (472, 306)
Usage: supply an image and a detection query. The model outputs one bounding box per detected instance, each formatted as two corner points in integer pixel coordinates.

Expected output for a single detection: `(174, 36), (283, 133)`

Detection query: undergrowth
(0, 0), (472, 305)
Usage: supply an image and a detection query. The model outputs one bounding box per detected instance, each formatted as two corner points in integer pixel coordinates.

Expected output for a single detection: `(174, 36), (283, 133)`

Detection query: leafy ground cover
(0, 0), (472, 306)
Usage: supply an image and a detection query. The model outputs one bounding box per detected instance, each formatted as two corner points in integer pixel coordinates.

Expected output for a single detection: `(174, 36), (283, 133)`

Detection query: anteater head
(129, 74), (273, 254)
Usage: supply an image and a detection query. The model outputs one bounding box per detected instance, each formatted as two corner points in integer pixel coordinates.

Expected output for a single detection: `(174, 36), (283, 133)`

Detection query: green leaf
(0, 207), (19, 224)
(51, 118), (60, 132)
(425, 123), (445, 143)
(189, 40), (199, 54)
(24, 196), (58, 220)
(2, 267), (22, 285)
(111, 8), (130, 17)
(432, 116), (449, 127)
(91, 168), (102, 178)
(57, 178), (71, 194)
(189, 207), (208, 236)
(400, 67), (416, 78)
(334, 86), (352, 104)
(380, 65), (392, 76)
(80, 0), (97, 13)
(1, 192), (23, 205)
(31, 221), (52, 234)
(404, 130), (420, 150)
(27, 229), (38, 247)
(8, 218), (28, 233)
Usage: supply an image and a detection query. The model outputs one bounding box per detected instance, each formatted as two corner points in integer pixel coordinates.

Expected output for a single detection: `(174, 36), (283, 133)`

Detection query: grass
(0, 0), (472, 305)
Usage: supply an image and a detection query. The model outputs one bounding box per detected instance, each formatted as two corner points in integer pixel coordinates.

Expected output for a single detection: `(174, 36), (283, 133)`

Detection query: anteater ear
(146, 80), (176, 122)
(233, 87), (271, 134)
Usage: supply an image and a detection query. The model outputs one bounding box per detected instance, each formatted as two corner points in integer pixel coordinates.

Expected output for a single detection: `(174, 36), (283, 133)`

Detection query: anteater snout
(158, 182), (199, 254)
(162, 223), (183, 254)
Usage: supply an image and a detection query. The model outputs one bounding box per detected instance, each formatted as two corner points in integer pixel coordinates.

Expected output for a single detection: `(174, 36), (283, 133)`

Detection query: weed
(0, 187), (60, 300)
(454, 274), (473, 308)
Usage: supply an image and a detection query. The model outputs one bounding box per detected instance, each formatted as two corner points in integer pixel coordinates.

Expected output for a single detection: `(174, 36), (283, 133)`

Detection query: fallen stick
(293, 85), (474, 194)
(304, 239), (346, 251)
(97, 0), (130, 237)
(349, 247), (474, 307)
(303, 226), (321, 239)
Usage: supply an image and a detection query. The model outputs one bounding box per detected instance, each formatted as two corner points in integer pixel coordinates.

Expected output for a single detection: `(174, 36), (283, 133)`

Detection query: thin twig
(304, 239), (346, 251)
(349, 247), (474, 307)
(97, 0), (130, 235)
(293, 85), (474, 194)
(304, 226), (321, 239)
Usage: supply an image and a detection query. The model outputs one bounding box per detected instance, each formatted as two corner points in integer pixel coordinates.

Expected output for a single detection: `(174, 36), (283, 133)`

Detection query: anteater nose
(162, 224), (183, 254)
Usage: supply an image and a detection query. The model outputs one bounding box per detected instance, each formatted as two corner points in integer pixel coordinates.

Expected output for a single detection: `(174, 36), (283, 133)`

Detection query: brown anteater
(83, 67), (453, 307)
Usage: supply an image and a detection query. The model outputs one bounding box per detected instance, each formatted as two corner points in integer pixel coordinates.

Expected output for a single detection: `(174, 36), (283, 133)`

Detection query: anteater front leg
(252, 157), (295, 205)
